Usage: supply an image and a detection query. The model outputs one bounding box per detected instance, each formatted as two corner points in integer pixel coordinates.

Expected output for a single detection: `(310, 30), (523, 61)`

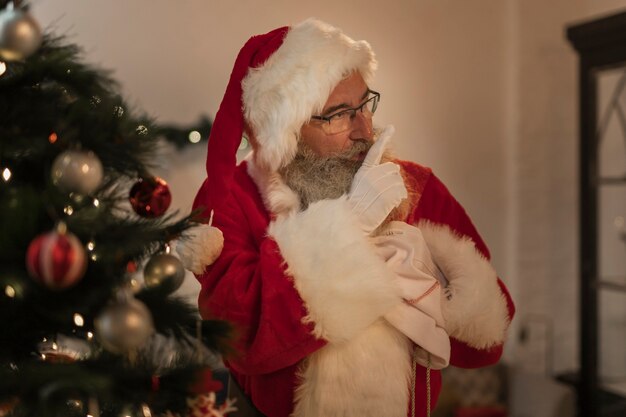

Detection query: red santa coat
(193, 158), (515, 417)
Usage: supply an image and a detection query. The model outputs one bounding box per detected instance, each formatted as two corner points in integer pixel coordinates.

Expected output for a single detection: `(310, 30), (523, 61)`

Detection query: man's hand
(347, 125), (408, 235)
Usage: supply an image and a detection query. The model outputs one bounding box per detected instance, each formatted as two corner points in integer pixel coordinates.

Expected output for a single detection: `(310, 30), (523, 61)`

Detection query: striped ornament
(26, 230), (87, 290)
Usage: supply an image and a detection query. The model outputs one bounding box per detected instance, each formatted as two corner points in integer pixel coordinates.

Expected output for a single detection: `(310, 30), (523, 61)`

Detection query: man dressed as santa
(182, 18), (515, 417)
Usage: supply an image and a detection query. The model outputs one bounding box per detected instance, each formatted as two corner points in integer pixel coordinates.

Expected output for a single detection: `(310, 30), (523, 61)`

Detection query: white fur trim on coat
(242, 18), (377, 172)
(418, 221), (510, 349)
(293, 320), (412, 417)
(268, 196), (400, 343)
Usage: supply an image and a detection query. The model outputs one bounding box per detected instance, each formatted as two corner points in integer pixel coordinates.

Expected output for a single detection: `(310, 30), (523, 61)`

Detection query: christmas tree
(0, 2), (233, 416)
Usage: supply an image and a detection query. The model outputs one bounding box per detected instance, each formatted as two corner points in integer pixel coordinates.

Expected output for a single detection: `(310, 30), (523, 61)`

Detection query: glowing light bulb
(188, 130), (201, 143)
(5, 285), (15, 298)
(2, 168), (11, 182)
(73, 313), (84, 327)
(0, 62), (6, 76)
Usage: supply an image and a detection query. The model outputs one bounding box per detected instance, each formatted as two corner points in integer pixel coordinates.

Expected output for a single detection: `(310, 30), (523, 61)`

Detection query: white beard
(279, 141), (370, 209)
(280, 140), (409, 228)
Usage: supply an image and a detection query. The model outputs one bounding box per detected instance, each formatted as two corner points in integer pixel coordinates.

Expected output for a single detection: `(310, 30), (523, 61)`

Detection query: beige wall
(32, 0), (511, 271)
(32, 0), (514, 330)
(31, 0), (626, 384)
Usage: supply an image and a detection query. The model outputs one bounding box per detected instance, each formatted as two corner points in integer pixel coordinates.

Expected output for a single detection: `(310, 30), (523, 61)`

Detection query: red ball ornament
(26, 228), (87, 290)
(129, 177), (172, 218)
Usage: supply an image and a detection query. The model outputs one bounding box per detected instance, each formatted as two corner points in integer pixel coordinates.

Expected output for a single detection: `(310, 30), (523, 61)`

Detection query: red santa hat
(193, 18), (377, 220)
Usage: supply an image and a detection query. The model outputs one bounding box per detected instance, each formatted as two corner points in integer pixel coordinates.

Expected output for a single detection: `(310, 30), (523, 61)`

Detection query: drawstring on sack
(410, 347), (431, 417)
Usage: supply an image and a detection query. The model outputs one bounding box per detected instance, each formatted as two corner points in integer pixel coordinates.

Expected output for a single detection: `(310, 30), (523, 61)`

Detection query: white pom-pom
(176, 224), (224, 275)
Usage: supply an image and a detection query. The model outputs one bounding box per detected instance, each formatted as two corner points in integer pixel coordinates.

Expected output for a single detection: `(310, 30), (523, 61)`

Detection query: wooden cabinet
(567, 10), (626, 417)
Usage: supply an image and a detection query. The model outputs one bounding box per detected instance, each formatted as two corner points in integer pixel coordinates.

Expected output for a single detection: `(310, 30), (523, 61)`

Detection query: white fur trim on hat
(242, 18), (377, 172)
(418, 220), (510, 350)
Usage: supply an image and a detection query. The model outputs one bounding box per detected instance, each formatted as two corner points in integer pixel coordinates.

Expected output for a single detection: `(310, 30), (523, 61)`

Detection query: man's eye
(327, 110), (351, 121)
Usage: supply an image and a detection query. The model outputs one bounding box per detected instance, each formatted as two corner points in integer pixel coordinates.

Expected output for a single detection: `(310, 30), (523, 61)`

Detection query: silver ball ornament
(144, 253), (185, 293)
(0, 5), (42, 61)
(51, 150), (103, 195)
(94, 297), (154, 354)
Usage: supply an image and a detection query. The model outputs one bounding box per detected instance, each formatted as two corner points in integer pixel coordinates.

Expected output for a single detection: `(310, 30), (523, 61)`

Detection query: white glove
(347, 125), (408, 235)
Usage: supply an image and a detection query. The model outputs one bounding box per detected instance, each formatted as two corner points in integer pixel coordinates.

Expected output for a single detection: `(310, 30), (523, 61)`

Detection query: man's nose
(348, 111), (373, 141)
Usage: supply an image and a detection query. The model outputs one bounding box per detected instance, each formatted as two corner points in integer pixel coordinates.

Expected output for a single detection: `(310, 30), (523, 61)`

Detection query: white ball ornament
(51, 150), (103, 195)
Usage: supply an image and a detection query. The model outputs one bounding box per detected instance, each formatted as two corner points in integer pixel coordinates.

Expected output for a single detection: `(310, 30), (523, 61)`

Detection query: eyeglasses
(310, 90), (380, 135)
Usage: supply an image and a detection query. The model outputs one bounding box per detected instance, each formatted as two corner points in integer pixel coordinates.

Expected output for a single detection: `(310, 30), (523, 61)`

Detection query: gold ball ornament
(0, 5), (42, 61)
(143, 253), (185, 293)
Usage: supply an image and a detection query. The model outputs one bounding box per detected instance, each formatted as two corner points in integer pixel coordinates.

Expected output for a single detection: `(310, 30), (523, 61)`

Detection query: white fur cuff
(268, 197), (400, 343)
(418, 221), (510, 349)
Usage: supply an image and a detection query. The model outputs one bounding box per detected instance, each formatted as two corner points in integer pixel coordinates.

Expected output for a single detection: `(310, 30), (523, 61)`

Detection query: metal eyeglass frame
(310, 90), (380, 131)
